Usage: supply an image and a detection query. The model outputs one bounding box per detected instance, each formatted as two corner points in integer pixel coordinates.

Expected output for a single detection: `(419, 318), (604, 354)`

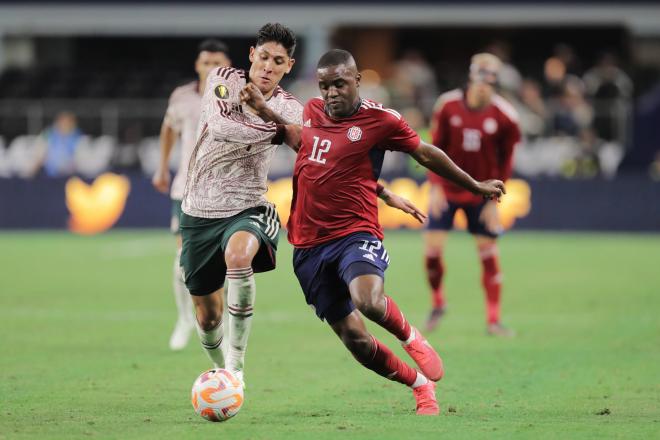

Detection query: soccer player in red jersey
(287, 49), (506, 415)
(424, 53), (521, 336)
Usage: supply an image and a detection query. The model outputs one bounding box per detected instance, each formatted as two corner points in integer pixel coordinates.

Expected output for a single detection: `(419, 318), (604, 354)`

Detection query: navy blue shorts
(293, 232), (390, 324)
(427, 200), (500, 238)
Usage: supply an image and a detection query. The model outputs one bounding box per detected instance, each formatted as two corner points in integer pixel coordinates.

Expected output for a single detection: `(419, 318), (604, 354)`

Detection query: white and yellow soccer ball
(191, 368), (244, 422)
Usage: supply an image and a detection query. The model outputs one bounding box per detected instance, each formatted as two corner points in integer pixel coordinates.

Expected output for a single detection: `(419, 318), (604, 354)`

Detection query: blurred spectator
(554, 43), (582, 75)
(551, 77), (593, 137)
(584, 52), (633, 99)
(543, 56), (567, 98)
(485, 40), (522, 99)
(388, 50), (437, 117)
(583, 52), (633, 144)
(359, 69), (391, 105)
(31, 111), (82, 177)
(517, 78), (547, 139)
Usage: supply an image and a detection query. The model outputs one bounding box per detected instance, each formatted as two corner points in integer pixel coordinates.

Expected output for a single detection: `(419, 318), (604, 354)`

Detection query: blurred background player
(180, 23), (302, 386)
(31, 111), (82, 178)
(424, 53), (521, 336)
(287, 49), (506, 415)
(152, 39), (231, 350)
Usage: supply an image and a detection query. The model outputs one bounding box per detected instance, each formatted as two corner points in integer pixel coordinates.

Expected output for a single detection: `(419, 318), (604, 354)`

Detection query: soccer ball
(191, 368), (244, 422)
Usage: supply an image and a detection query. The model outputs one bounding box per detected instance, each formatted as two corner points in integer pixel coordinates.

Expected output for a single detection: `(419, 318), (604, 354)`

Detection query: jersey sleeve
(202, 68), (283, 145)
(498, 116), (521, 181)
(277, 95), (304, 125)
(379, 115), (420, 153)
(163, 89), (183, 132)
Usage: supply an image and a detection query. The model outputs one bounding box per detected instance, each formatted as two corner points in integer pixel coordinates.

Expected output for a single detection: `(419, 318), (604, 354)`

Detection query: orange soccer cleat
(413, 381), (439, 415)
(403, 327), (444, 381)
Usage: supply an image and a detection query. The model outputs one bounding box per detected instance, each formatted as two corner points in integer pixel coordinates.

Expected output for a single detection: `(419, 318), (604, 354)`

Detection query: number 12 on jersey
(309, 136), (332, 164)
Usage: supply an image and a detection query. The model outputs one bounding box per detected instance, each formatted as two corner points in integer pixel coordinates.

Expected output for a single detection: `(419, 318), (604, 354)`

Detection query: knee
(425, 243), (444, 259)
(196, 308), (223, 331)
(224, 248), (253, 269)
(352, 289), (385, 321)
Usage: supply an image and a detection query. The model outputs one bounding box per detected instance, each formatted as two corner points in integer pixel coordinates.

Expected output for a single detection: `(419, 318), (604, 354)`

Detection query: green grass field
(1, 230), (659, 439)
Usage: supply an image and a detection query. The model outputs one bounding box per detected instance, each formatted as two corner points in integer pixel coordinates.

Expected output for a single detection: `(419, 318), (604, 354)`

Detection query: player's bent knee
(195, 305), (223, 330)
(352, 290), (385, 320)
(224, 249), (254, 269)
(197, 315), (222, 331)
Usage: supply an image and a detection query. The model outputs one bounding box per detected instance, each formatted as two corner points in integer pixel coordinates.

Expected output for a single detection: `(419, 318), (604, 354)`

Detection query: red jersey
(287, 97), (420, 248)
(429, 89), (521, 205)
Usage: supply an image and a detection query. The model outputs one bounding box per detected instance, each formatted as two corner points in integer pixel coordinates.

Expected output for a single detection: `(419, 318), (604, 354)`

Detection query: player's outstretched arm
(378, 185), (427, 223)
(410, 141), (506, 201)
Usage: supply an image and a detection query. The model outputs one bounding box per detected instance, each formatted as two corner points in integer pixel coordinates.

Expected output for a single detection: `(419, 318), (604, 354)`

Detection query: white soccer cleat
(232, 370), (246, 389)
(169, 319), (194, 351)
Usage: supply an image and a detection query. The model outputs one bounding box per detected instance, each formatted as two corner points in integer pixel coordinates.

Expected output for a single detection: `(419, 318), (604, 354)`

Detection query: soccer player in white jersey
(180, 23), (424, 387)
(152, 40), (231, 350)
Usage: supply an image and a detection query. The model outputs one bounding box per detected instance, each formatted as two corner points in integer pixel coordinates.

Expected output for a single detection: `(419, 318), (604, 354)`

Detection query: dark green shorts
(170, 199), (182, 234)
(180, 204), (280, 296)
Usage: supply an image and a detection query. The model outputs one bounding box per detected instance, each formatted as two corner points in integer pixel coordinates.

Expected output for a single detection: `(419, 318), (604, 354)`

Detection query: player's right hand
(476, 179), (505, 202)
(152, 167), (170, 194)
(240, 83), (267, 113)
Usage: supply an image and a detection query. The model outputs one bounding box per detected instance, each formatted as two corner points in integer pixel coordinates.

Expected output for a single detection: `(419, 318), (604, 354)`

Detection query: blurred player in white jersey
(152, 39), (231, 350)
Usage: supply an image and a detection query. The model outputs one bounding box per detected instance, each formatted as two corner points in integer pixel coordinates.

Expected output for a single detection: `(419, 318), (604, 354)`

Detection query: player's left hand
(380, 189), (427, 223)
(476, 179), (505, 202)
(240, 83), (267, 113)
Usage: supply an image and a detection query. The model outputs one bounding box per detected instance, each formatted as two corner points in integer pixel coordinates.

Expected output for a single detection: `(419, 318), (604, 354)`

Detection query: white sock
(173, 250), (194, 325)
(195, 320), (225, 368)
(225, 267), (256, 374)
(403, 328), (416, 346)
(411, 371), (429, 389)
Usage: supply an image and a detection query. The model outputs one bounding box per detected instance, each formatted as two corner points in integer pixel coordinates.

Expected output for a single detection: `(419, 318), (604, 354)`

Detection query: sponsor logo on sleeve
(215, 84), (229, 99)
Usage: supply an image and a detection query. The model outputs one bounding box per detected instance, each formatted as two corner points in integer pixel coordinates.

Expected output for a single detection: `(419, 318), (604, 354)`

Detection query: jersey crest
(347, 126), (362, 142)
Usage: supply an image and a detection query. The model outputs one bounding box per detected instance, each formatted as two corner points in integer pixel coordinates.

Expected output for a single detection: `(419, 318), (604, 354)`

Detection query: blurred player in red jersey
(424, 53), (521, 336)
(287, 49), (506, 415)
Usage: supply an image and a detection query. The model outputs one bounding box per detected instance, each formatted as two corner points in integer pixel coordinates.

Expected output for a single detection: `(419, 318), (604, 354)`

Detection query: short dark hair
(255, 23), (296, 57)
(317, 49), (356, 69)
(198, 39), (229, 55)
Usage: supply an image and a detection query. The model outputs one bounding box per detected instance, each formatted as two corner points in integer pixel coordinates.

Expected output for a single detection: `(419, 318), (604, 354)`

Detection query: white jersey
(163, 81), (201, 200)
(182, 67), (303, 219)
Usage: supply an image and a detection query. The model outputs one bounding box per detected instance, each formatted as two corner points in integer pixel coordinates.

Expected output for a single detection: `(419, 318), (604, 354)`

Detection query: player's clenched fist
(240, 83), (267, 112)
